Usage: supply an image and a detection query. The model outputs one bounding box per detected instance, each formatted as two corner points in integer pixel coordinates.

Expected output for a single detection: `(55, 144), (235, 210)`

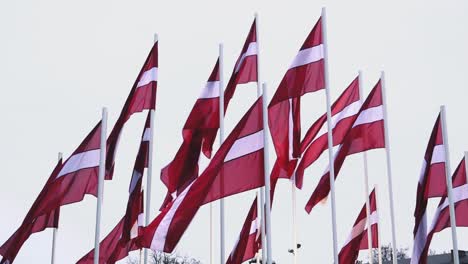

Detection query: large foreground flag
(106, 41), (158, 179)
(411, 157), (467, 264)
(160, 59), (220, 209)
(0, 160), (62, 264)
(268, 16), (324, 176)
(139, 97), (265, 253)
(339, 189), (379, 264)
(223, 19), (258, 111)
(411, 114), (447, 262)
(226, 198), (260, 264)
(305, 80), (385, 213)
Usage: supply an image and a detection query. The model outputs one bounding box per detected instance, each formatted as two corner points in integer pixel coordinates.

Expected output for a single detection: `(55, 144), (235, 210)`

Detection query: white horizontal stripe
(249, 218), (258, 235)
(430, 144), (445, 164)
(199, 81), (220, 99)
(137, 67), (158, 88)
(418, 160), (428, 184)
(344, 211), (378, 246)
(151, 183), (193, 251)
(430, 184), (468, 231)
(224, 130), (264, 162)
(57, 149), (100, 178)
(352, 106), (384, 128)
(234, 42), (257, 73)
(289, 44), (324, 69)
(410, 213), (427, 264)
(142, 128), (151, 142)
(138, 212), (144, 227)
(316, 101), (362, 138)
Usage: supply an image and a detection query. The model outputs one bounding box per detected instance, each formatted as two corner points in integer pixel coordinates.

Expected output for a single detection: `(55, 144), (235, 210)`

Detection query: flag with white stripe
(305, 80), (385, 213)
(268, 16), (325, 177)
(160, 59), (220, 209)
(106, 41), (158, 179)
(226, 197), (260, 264)
(339, 189), (379, 264)
(139, 97), (265, 253)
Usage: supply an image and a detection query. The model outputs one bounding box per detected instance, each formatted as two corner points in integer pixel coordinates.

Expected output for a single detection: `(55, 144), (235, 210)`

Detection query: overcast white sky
(1, 0), (468, 263)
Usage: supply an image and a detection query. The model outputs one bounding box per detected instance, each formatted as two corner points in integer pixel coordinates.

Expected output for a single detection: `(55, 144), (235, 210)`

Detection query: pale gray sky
(1, 0), (468, 263)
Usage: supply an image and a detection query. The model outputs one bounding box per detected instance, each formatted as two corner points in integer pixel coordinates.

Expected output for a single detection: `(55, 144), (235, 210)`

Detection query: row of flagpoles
(2, 6), (468, 264)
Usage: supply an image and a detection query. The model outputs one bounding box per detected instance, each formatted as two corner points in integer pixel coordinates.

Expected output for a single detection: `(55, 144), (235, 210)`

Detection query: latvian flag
(411, 114), (447, 263)
(339, 189), (379, 264)
(268, 16), (324, 177)
(226, 198), (260, 264)
(160, 59), (220, 209)
(305, 79), (385, 213)
(139, 97), (265, 253)
(412, 157), (467, 264)
(106, 40), (158, 179)
(223, 18), (258, 110)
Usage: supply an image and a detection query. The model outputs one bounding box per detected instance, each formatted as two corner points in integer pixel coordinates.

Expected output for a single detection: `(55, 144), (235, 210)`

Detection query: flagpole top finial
(255, 12), (259, 19)
(153, 33), (159, 43)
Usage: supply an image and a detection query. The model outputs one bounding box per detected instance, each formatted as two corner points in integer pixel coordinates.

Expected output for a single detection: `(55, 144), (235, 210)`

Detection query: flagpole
(375, 185), (383, 264)
(321, 7), (339, 264)
(51, 152), (62, 264)
(291, 173), (298, 264)
(255, 12), (267, 263)
(93, 107), (108, 264)
(144, 33), (158, 264)
(358, 70), (373, 264)
(219, 42), (226, 264)
(380, 71), (398, 264)
(262, 83), (273, 264)
(440, 105), (460, 264)
(464, 151), (468, 185)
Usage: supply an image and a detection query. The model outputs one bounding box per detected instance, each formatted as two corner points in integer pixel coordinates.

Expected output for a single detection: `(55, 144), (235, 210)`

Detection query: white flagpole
(219, 42), (226, 264)
(262, 83), (273, 264)
(51, 152), (62, 264)
(144, 33), (158, 264)
(358, 71), (373, 264)
(440, 105), (460, 264)
(464, 151), (468, 185)
(375, 185), (383, 264)
(380, 71), (398, 264)
(291, 173), (298, 264)
(93, 107), (108, 264)
(255, 12), (267, 263)
(321, 7), (339, 264)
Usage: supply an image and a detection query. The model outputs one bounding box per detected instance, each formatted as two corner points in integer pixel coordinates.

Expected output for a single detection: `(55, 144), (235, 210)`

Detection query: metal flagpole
(51, 152), (62, 264)
(262, 83), (273, 264)
(219, 42), (226, 264)
(291, 173), (298, 264)
(464, 151), (468, 185)
(380, 71), (398, 264)
(144, 33), (158, 264)
(255, 12), (267, 263)
(358, 71), (373, 264)
(375, 185), (383, 264)
(440, 105), (460, 264)
(93, 107), (108, 264)
(321, 7), (339, 264)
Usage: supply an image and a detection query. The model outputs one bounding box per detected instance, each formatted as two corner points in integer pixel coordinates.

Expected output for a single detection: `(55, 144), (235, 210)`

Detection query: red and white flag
(294, 77), (360, 188)
(106, 41), (158, 179)
(0, 160), (63, 264)
(223, 19), (258, 111)
(411, 157), (467, 264)
(139, 97), (265, 253)
(268, 16), (324, 176)
(160, 59), (220, 209)
(226, 198), (260, 264)
(305, 80), (385, 213)
(339, 189), (379, 264)
(411, 114), (448, 263)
